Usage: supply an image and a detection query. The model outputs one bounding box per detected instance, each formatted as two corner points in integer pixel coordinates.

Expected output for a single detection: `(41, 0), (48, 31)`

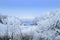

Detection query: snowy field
(0, 10), (60, 40)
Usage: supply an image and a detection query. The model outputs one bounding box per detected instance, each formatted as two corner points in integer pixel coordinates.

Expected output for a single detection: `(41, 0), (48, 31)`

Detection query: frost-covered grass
(0, 10), (60, 40)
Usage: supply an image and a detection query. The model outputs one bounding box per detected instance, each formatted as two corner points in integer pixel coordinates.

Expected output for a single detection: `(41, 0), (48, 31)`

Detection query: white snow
(0, 10), (60, 40)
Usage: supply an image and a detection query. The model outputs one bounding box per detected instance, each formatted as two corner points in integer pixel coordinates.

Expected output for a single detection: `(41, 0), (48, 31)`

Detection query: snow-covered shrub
(0, 16), (23, 40)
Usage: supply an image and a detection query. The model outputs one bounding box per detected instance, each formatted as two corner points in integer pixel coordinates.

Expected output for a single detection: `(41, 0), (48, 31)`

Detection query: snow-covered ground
(0, 10), (60, 40)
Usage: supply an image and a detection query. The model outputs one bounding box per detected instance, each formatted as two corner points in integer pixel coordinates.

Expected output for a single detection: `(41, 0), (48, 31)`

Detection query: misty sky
(0, 0), (60, 18)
